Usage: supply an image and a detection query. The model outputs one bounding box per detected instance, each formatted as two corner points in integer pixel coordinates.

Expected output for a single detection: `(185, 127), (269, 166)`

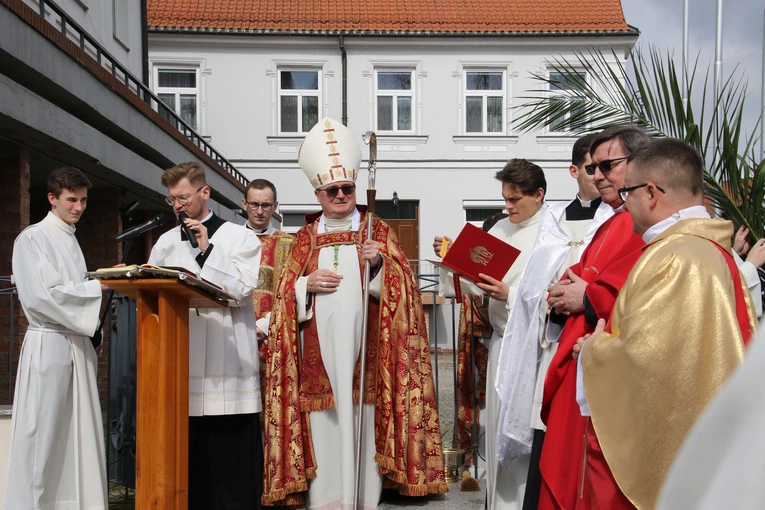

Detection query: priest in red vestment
(537, 126), (650, 510)
(577, 138), (756, 509)
(241, 178), (293, 410)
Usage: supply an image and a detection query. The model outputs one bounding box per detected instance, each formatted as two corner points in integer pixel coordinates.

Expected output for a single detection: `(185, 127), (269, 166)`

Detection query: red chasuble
(262, 208), (447, 506)
(538, 211), (645, 510)
(252, 231), (293, 408)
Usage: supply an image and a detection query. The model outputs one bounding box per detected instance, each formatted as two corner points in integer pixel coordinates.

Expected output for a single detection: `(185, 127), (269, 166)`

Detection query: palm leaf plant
(514, 46), (765, 242)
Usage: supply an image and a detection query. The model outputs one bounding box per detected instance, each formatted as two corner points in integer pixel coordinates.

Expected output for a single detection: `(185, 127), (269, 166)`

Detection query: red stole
(538, 212), (645, 510)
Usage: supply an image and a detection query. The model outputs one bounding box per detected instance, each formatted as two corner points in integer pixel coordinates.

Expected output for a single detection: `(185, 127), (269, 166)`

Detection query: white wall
(24, 0), (144, 79)
(148, 33), (636, 260)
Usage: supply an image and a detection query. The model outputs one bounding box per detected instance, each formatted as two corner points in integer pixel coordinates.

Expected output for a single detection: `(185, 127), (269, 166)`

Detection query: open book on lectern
(427, 223), (521, 284)
(87, 264), (236, 304)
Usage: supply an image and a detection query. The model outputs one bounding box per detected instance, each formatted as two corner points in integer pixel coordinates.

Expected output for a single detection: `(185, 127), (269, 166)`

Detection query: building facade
(147, 0), (638, 267)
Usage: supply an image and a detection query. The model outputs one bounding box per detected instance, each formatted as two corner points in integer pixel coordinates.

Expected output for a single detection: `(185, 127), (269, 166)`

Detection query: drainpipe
(140, 0), (149, 86)
(339, 36), (347, 126)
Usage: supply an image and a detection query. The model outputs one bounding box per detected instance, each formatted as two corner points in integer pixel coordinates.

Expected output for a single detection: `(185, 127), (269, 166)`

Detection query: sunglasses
(584, 156), (628, 176)
(320, 184), (356, 199)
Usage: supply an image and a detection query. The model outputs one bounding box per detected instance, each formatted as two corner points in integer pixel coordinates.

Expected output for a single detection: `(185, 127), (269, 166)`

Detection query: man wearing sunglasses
(148, 162), (264, 510)
(576, 138), (756, 509)
(537, 126), (649, 510)
(494, 134), (614, 510)
(263, 118), (446, 508)
(242, 179), (293, 415)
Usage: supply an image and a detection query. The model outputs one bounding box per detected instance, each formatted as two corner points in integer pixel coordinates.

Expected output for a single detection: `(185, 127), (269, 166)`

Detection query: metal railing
(0, 279), (18, 406)
(31, 0), (248, 188)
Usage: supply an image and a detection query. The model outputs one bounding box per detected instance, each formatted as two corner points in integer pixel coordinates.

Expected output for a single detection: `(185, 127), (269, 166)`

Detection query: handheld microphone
(115, 213), (169, 242)
(178, 212), (199, 248)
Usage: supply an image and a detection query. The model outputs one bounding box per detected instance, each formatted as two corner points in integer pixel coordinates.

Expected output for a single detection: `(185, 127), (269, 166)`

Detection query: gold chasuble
(581, 218), (757, 509)
(262, 211), (447, 506)
(252, 230), (293, 402)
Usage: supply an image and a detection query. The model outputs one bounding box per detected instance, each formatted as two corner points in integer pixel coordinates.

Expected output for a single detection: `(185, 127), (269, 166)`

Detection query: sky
(620, 0), (764, 144)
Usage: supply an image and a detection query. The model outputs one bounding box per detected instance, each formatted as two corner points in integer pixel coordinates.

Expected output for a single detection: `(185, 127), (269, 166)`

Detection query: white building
(147, 0), (638, 267)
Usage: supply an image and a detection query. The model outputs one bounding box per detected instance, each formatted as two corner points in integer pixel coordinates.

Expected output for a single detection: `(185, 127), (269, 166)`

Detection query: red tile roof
(148, 0), (633, 35)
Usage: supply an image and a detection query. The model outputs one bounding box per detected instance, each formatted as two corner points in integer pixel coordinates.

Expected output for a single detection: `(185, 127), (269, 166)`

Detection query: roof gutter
(147, 27), (640, 38)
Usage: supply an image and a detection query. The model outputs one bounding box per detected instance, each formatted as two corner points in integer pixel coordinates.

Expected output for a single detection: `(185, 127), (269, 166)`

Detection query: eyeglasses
(585, 157), (629, 176)
(320, 184), (356, 199)
(166, 186), (205, 206)
(617, 183), (666, 202)
(245, 201), (274, 211)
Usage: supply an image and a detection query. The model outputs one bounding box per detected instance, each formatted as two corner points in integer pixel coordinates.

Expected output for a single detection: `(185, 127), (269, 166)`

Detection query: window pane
(487, 97), (503, 133)
(549, 97), (566, 131)
(281, 71), (319, 90)
(466, 96), (483, 132)
(378, 72), (412, 90)
(179, 94), (197, 130)
(158, 93), (176, 125)
(466, 72), (502, 91)
(158, 69), (196, 88)
(280, 96), (298, 132)
(550, 71), (585, 91)
(466, 208), (504, 222)
(302, 96), (319, 132)
(377, 96), (393, 131)
(397, 97), (412, 131)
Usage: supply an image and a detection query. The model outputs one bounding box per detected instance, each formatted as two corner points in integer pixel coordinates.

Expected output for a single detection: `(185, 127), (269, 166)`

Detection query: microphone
(178, 212), (199, 248)
(116, 213), (169, 242)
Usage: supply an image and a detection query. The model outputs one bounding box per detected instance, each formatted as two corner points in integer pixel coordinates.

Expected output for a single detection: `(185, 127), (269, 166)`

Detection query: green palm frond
(514, 45), (765, 240)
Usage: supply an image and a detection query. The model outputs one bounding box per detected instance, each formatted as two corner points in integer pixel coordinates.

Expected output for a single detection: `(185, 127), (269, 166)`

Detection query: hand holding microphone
(178, 212), (201, 250)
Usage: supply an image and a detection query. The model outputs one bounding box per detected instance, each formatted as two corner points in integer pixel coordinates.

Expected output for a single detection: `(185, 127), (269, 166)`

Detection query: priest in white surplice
(6, 167), (107, 509)
(493, 135), (612, 509)
(148, 162), (263, 510)
(262, 118), (447, 508)
(434, 159), (547, 509)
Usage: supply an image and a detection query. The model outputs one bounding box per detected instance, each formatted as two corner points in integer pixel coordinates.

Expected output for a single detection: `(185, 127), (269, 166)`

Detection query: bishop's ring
(321, 281), (328, 288)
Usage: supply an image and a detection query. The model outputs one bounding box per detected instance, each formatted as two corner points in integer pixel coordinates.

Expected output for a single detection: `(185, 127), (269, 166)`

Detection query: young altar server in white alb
(493, 134), (612, 508)
(6, 166), (108, 509)
(434, 159), (547, 509)
(148, 162), (263, 510)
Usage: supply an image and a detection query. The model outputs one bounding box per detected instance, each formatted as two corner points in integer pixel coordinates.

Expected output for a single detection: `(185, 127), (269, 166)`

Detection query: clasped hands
(307, 239), (382, 294)
(547, 268), (588, 316)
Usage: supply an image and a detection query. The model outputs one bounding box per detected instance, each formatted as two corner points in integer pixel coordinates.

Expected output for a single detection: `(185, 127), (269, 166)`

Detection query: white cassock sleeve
(199, 230), (262, 305)
(13, 232), (102, 336)
(735, 256), (762, 318)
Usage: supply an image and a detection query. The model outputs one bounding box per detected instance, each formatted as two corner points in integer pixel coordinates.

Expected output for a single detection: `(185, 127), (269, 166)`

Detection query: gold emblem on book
(469, 246), (493, 266)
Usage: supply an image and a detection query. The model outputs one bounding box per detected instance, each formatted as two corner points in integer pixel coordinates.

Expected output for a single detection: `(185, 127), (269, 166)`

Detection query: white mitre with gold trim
(298, 117), (361, 189)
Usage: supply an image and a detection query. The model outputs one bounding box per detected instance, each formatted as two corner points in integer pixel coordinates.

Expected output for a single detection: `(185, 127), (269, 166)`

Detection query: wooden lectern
(101, 278), (229, 509)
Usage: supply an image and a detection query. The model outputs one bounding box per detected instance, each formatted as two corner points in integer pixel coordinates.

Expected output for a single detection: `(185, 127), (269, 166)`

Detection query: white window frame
(374, 69), (416, 134)
(278, 68), (322, 135)
(152, 65), (201, 133)
(463, 69), (507, 135)
(547, 69), (588, 134)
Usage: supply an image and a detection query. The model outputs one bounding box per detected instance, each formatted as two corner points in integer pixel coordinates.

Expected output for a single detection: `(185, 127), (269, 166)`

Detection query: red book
(428, 223), (521, 284)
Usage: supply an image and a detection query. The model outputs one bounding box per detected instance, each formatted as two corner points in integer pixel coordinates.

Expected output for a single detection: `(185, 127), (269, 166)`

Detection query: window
(156, 69), (199, 131)
(549, 71), (586, 132)
(112, 0), (129, 48)
(279, 70), (320, 134)
(465, 71), (505, 134)
(375, 71), (414, 132)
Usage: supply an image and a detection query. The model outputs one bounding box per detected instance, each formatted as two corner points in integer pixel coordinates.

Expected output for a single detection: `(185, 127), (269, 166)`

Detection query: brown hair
(495, 158), (547, 196)
(245, 178), (278, 202)
(572, 133), (597, 168)
(627, 138), (704, 197)
(160, 162), (207, 188)
(47, 166), (92, 198)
